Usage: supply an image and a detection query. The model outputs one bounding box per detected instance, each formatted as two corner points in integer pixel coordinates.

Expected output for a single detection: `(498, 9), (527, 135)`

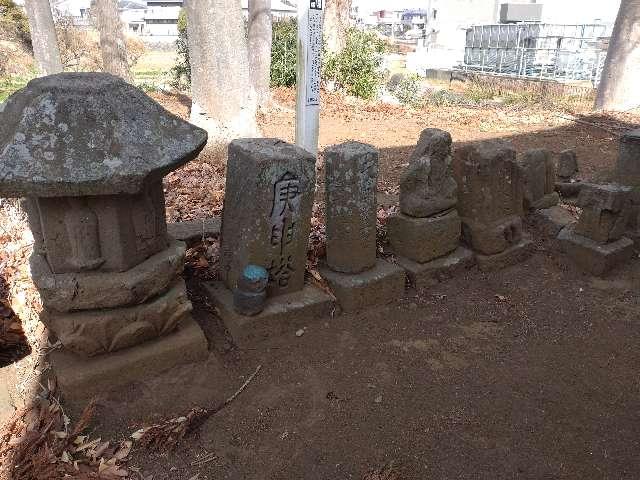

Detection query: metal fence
(459, 23), (611, 86)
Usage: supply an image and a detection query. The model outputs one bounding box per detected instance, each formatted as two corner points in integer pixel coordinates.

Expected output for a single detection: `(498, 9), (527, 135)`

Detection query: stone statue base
(50, 316), (208, 417)
(318, 259), (405, 313)
(475, 237), (535, 272)
(203, 283), (333, 347)
(395, 247), (476, 290)
(558, 225), (633, 276)
(387, 211), (461, 263)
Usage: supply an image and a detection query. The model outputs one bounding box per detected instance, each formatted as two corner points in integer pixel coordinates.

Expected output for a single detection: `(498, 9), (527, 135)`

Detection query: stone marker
(324, 142), (378, 273)
(320, 142), (405, 312)
(387, 129), (473, 288)
(206, 138), (333, 344)
(453, 139), (532, 270)
(219, 139), (316, 297)
(0, 73), (209, 412)
(616, 129), (640, 184)
(559, 183), (633, 276)
(519, 149), (559, 210)
(574, 183), (632, 243)
(557, 149), (578, 180)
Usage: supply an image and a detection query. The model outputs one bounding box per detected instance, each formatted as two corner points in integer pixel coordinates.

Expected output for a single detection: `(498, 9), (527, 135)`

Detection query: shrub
(0, 0), (30, 48)
(170, 8), (190, 90)
(323, 28), (387, 99)
(271, 18), (297, 87)
(390, 73), (422, 107)
(55, 15), (144, 73)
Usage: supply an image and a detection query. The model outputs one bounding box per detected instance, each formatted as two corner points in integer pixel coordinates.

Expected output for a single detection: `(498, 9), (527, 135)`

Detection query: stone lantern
(0, 73), (209, 406)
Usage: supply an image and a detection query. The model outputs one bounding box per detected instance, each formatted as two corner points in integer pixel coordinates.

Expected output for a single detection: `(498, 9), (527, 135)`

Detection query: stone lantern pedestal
(0, 73), (209, 410)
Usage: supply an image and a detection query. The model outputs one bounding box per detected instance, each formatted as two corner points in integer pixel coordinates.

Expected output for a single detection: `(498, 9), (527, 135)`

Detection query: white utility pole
(296, 0), (324, 156)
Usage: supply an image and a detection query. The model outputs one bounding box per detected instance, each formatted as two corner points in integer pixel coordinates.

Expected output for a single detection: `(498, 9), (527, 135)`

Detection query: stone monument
(0, 73), (209, 409)
(615, 130), (640, 240)
(519, 148), (559, 211)
(558, 183), (634, 275)
(453, 140), (533, 271)
(319, 142), (404, 311)
(555, 149), (582, 199)
(387, 129), (474, 288)
(204, 139), (333, 344)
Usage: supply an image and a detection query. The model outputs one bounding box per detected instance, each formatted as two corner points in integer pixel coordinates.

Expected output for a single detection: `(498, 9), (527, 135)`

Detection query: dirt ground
(3, 88), (640, 479)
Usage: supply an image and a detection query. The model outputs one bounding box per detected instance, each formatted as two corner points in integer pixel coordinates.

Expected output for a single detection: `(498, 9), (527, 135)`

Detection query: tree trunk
(184, 0), (258, 141)
(24, 0), (63, 75)
(248, 0), (272, 107)
(324, 0), (351, 54)
(595, 0), (640, 111)
(92, 0), (132, 82)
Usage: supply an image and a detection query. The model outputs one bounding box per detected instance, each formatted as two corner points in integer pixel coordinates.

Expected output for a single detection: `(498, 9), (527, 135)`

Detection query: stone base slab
(387, 210), (460, 263)
(555, 181), (583, 198)
(527, 206), (577, 238)
(50, 315), (208, 415)
(31, 240), (186, 312)
(476, 237), (535, 271)
(396, 247), (476, 290)
(558, 226), (634, 276)
(203, 282), (334, 347)
(167, 217), (221, 244)
(462, 215), (523, 256)
(319, 259), (405, 312)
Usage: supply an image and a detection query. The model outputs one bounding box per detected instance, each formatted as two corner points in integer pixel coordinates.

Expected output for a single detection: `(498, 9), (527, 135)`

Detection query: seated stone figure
(399, 128), (458, 218)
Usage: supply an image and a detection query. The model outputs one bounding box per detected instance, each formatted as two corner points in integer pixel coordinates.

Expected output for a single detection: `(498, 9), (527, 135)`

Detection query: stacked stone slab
(0, 73), (209, 409)
(519, 149), (559, 211)
(387, 129), (474, 288)
(319, 142), (404, 311)
(558, 184), (634, 275)
(204, 139), (333, 344)
(453, 140), (533, 271)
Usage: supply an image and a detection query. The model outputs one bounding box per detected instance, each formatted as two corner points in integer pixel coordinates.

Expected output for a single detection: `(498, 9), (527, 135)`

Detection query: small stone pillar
(205, 139), (333, 345)
(387, 129), (474, 288)
(319, 142), (404, 312)
(555, 149), (582, 199)
(453, 140), (533, 270)
(558, 184), (634, 276)
(519, 149), (559, 211)
(0, 73), (209, 409)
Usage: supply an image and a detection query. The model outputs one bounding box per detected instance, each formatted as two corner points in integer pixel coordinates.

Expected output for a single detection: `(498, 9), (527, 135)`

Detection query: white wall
(540, 0), (621, 25)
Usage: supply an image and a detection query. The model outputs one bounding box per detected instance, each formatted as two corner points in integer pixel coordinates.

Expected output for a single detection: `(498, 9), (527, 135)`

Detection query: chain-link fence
(460, 23), (611, 87)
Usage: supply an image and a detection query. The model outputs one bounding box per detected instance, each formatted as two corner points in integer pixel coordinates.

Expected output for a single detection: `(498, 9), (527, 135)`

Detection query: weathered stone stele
(453, 140), (525, 256)
(399, 128), (457, 218)
(220, 139), (316, 297)
(324, 141), (378, 273)
(616, 129), (640, 185)
(557, 149), (578, 180)
(519, 148), (559, 210)
(574, 183), (632, 244)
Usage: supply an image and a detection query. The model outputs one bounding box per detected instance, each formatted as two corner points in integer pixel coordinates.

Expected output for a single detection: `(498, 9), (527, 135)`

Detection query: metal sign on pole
(296, 0), (324, 156)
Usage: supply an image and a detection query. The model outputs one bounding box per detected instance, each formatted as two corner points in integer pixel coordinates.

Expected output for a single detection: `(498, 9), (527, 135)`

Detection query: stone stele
(453, 140), (525, 256)
(519, 148), (559, 210)
(399, 128), (457, 218)
(557, 149), (578, 180)
(324, 141), (378, 274)
(219, 138), (316, 297)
